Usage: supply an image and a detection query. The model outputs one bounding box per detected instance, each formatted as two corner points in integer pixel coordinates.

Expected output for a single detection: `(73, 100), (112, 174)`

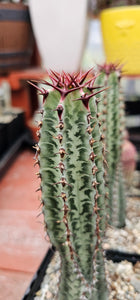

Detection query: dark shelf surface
(0, 131), (29, 178)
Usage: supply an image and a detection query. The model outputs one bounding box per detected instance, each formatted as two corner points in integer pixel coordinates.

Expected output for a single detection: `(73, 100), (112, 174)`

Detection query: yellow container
(100, 6), (140, 75)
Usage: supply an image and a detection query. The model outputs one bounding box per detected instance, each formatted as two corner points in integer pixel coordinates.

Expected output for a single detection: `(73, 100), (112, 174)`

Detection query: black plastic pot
(22, 247), (55, 300)
(7, 115), (19, 147)
(4, 109), (25, 145)
(105, 249), (140, 265)
(0, 110), (25, 162)
(22, 247), (140, 300)
(125, 99), (140, 116)
(0, 123), (7, 158)
(0, 114), (15, 156)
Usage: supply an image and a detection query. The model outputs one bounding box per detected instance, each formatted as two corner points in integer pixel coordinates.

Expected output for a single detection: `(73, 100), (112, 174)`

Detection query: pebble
(103, 175), (140, 255)
(131, 277), (140, 293)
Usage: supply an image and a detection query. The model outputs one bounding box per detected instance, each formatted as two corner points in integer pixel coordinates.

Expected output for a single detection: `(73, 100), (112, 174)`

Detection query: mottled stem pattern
(30, 70), (108, 299)
(95, 63), (126, 228)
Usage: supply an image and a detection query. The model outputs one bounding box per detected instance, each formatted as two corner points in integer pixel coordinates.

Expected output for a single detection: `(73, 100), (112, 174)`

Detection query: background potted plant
(0, 80), (25, 158)
(100, 2), (140, 75)
(88, 0), (140, 75)
(28, 0), (88, 72)
(0, 0), (34, 74)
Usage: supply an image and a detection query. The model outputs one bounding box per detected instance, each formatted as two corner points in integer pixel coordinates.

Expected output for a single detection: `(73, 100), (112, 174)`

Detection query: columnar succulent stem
(30, 70), (108, 299)
(95, 63), (126, 228)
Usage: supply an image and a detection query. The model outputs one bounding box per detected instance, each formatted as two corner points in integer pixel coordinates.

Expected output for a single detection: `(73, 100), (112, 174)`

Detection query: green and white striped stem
(95, 63), (126, 228)
(30, 70), (108, 300)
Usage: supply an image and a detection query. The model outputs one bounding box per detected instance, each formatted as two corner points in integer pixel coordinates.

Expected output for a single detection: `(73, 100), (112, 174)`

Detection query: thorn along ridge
(96, 112), (102, 118)
(54, 177), (72, 187)
(38, 121), (43, 128)
(56, 148), (68, 158)
(36, 186), (42, 192)
(54, 104), (64, 121)
(55, 162), (65, 173)
(57, 192), (67, 202)
(27, 81), (49, 103)
(92, 166), (98, 175)
(87, 113), (95, 124)
(94, 191), (101, 200)
(93, 205), (100, 214)
(89, 137), (96, 147)
(92, 181), (100, 189)
(35, 172), (42, 179)
(89, 152), (97, 162)
(36, 130), (40, 138)
(34, 159), (40, 167)
(56, 121), (64, 130)
(37, 109), (44, 115)
(61, 192), (67, 201)
(86, 126), (94, 134)
(100, 134), (105, 141)
(103, 158), (109, 168)
(53, 134), (63, 143)
(61, 205), (70, 212)
(33, 144), (40, 154)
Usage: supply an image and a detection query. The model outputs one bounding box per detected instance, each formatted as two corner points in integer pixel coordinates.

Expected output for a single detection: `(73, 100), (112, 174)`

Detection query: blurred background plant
(94, 63), (126, 228)
(88, 0), (140, 15)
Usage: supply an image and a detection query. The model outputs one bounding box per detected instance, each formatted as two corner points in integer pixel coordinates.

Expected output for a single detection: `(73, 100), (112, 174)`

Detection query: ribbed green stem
(90, 98), (106, 232)
(112, 162), (126, 228)
(106, 72), (121, 221)
(59, 260), (81, 300)
(39, 91), (67, 252)
(63, 94), (96, 283)
(95, 68), (126, 227)
(33, 70), (108, 299)
(89, 97), (108, 300)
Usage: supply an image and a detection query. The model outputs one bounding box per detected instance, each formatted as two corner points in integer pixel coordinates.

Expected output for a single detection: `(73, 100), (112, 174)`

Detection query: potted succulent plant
(100, 5), (140, 75)
(28, 69), (109, 299)
(23, 67), (140, 300)
(88, 0), (140, 75)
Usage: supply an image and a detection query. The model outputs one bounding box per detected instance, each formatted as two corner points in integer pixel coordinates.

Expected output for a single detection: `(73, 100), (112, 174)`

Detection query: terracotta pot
(121, 130), (137, 185)
(0, 3), (34, 74)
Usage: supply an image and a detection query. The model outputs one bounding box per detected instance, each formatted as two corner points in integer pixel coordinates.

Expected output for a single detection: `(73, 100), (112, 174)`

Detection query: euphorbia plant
(29, 69), (109, 300)
(95, 63), (126, 228)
